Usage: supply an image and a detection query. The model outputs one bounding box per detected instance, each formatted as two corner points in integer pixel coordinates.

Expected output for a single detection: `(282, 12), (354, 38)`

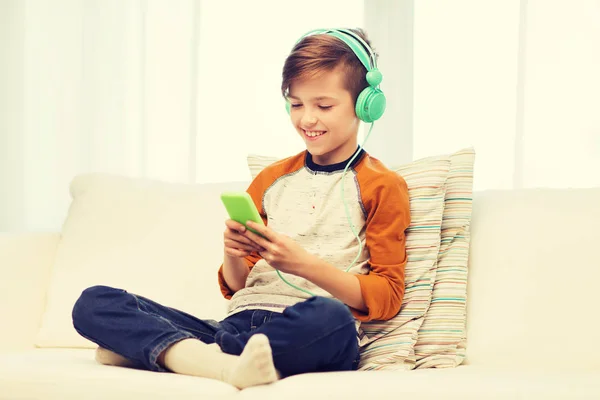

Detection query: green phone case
(220, 191), (265, 235)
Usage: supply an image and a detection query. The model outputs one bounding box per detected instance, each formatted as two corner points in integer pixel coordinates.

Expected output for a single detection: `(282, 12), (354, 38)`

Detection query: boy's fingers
(246, 221), (274, 241)
(244, 228), (271, 249)
(224, 240), (257, 252)
(224, 228), (257, 245)
(224, 221), (266, 253)
(235, 234), (262, 249)
(225, 219), (246, 232)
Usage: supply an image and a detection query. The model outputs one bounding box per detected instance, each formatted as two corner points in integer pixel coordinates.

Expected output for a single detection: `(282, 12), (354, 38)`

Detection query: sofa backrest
(34, 175), (248, 348)
(28, 173), (600, 370)
(465, 188), (600, 369)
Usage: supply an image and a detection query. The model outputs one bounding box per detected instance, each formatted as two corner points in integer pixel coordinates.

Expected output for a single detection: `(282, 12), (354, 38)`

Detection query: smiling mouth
(303, 130), (327, 138)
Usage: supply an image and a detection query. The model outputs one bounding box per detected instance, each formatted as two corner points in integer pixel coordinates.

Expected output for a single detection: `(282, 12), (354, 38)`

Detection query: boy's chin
(304, 143), (327, 154)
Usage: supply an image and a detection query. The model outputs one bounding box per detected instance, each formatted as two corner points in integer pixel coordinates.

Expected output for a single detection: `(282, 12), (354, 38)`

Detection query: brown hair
(281, 28), (377, 104)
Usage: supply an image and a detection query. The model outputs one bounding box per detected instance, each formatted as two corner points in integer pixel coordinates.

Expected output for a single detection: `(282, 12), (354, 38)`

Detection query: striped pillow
(413, 147), (475, 368)
(247, 153), (450, 370)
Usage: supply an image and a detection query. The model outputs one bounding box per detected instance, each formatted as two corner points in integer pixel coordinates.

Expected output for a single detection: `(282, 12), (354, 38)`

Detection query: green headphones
(285, 28), (386, 123)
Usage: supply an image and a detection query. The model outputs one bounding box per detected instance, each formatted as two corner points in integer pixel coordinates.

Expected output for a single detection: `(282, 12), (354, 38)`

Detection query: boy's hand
(223, 220), (265, 258)
(242, 221), (317, 276)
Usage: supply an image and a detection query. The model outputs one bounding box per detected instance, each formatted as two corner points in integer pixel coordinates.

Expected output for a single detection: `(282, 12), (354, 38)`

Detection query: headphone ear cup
(355, 87), (386, 123)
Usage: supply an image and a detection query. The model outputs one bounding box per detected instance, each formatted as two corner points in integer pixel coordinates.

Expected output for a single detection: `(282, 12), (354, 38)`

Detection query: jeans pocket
(250, 310), (274, 330)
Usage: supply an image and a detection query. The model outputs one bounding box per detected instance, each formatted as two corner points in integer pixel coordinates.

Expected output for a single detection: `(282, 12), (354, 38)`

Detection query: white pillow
(36, 174), (246, 348)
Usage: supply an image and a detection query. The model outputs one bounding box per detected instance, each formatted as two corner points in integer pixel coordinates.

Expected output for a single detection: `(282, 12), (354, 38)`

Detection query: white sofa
(1, 178), (599, 400)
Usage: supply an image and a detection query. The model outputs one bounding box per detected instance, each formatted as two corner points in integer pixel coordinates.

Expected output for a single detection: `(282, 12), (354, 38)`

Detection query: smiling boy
(72, 28), (410, 389)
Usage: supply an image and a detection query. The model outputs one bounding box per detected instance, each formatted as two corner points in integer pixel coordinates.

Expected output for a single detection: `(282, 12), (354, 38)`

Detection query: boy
(72, 28), (410, 389)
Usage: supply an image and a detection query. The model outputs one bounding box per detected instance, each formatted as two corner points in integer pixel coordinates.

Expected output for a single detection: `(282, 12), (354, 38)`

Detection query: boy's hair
(281, 28), (378, 105)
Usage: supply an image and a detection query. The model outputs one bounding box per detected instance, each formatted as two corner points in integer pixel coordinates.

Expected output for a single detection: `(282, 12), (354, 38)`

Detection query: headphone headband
(334, 28), (378, 69)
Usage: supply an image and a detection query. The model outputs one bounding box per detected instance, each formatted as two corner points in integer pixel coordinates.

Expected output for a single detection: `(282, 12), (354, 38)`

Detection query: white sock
(163, 334), (279, 389)
(225, 334), (279, 389)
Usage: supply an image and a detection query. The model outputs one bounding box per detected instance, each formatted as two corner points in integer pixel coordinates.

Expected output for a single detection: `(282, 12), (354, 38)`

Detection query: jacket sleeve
(352, 172), (411, 322)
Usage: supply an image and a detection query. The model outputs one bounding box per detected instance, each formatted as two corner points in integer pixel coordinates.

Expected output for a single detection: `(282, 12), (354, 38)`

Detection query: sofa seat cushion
(0, 349), (238, 399)
(242, 366), (600, 400)
(2, 349), (599, 400)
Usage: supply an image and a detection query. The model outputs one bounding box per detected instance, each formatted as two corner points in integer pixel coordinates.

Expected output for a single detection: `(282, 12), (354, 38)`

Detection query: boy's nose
(300, 112), (317, 127)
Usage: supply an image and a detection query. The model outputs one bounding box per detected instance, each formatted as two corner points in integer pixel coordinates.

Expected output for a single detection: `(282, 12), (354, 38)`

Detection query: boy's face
(287, 66), (360, 165)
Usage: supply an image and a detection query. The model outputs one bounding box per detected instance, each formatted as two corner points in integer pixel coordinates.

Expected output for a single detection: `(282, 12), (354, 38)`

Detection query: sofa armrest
(0, 233), (60, 353)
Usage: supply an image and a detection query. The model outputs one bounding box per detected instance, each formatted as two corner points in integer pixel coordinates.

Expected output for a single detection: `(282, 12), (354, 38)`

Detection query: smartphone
(220, 191), (265, 235)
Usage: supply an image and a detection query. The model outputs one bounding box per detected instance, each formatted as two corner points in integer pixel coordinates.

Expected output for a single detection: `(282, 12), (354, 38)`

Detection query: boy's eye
(289, 104), (332, 110)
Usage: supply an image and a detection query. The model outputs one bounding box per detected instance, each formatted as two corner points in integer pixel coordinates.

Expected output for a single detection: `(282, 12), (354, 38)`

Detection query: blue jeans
(71, 285), (360, 378)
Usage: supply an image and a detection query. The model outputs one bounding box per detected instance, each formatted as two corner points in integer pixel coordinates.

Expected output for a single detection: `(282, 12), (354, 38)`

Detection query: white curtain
(1, 0), (598, 232)
(0, 0), (363, 231)
(366, 0), (600, 191)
